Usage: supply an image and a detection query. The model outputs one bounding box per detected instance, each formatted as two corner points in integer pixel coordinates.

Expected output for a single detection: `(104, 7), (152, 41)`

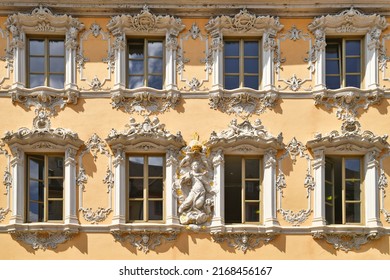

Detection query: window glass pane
(345, 40), (361, 56)
(49, 57), (65, 73)
(325, 182), (333, 201)
(128, 76), (144, 89)
(325, 204), (334, 224)
(48, 201), (63, 220)
(48, 157), (64, 177)
(346, 57), (361, 73)
(129, 179), (144, 198)
(148, 179), (163, 198)
(49, 40), (64, 56)
(148, 41), (163, 57)
(225, 156), (242, 223)
(148, 201), (163, 220)
(29, 157), (44, 180)
(245, 159), (259, 178)
(345, 75), (361, 88)
(29, 180), (44, 202)
(129, 201), (143, 220)
(48, 179), (63, 199)
(224, 41), (239, 56)
(346, 181), (360, 201)
(345, 203), (360, 223)
(129, 157), (144, 176)
(244, 76), (259, 90)
(148, 156), (163, 177)
(29, 202), (44, 222)
(345, 158), (360, 179)
(224, 58), (239, 74)
(29, 57), (45, 73)
(245, 202), (259, 222)
(326, 76), (341, 89)
(148, 58), (163, 73)
(245, 181), (260, 200)
(147, 75), (163, 89)
(224, 75), (239, 90)
(325, 60), (340, 75)
(244, 41), (258, 56)
(129, 60), (144, 74)
(49, 74), (64, 89)
(326, 44), (340, 59)
(325, 161), (333, 182)
(29, 40), (44, 55)
(29, 74), (45, 88)
(128, 40), (144, 59)
(244, 58), (258, 73)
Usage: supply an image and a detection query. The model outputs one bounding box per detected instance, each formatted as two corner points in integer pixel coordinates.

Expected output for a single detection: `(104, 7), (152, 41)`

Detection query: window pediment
(206, 119), (284, 153)
(106, 116), (185, 152)
(307, 119), (388, 153)
(1, 110), (83, 151)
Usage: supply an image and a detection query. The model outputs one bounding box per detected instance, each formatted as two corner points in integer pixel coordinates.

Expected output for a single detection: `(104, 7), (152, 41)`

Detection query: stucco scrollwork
(174, 135), (216, 227)
(211, 231), (275, 253)
(209, 91), (278, 119)
(77, 133), (113, 224)
(313, 231), (382, 252)
(313, 89), (384, 120)
(10, 230), (78, 250)
(0, 141), (12, 222)
(111, 230), (179, 254)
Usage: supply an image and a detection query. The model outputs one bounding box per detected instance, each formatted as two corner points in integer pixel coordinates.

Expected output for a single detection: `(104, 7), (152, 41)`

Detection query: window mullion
(44, 155), (48, 222)
(144, 155), (148, 221)
(242, 157), (245, 223)
(144, 39), (148, 87)
(240, 40), (244, 88)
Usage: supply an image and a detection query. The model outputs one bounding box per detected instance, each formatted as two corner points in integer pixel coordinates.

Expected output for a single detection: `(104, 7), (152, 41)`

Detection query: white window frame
(308, 7), (387, 91)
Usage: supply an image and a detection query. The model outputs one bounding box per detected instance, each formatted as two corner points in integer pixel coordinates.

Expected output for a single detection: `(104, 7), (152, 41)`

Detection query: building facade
(0, 0), (390, 259)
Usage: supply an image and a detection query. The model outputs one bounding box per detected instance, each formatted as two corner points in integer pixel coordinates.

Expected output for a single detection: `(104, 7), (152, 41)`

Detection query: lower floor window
(224, 156), (261, 223)
(325, 156), (362, 224)
(128, 155), (164, 222)
(27, 155), (64, 222)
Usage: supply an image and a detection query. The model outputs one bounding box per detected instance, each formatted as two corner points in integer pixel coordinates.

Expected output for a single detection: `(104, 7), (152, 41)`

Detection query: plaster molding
(106, 116), (185, 152)
(77, 134), (113, 224)
(313, 88), (384, 120)
(111, 89), (181, 115)
(9, 229), (78, 250)
(209, 90), (278, 119)
(0, 142), (11, 222)
(211, 231), (275, 253)
(111, 229), (179, 254)
(0, 28), (12, 88)
(312, 231), (382, 252)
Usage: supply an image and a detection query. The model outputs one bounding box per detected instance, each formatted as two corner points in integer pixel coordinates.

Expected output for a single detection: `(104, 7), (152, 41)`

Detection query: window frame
(224, 155), (262, 224)
(325, 37), (363, 89)
(127, 154), (165, 223)
(126, 37), (165, 90)
(324, 155), (364, 225)
(223, 38), (261, 90)
(26, 154), (65, 223)
(26, 36), (66, 89)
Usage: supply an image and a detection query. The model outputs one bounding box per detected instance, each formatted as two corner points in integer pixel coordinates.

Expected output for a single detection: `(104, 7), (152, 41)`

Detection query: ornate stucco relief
(0, 142), (11, 222)
(211, 231), (275, 253)
(10, 230), (78, 250)
(177, 23), (210, 91)
(77, 23), (113, 91)
(111, 230), (179, 254)
(277, 138), (315, 226)
(0, 27), (13, 88)
(77, 134), (113, 224)
(276, 25), (313, 92)
(6, 5), (85, 111)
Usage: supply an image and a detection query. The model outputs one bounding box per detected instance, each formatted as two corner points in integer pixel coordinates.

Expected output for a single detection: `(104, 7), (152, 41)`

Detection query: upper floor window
(27, 38), (65, 89)
(224, 156), (261, 223)
(325, 39), (362, 89)
(27, 154), (64, 222)
(128, 39), (164, 89)
(128, 155), (164, 222)
(325, 156), (362, 225)
(224, 39), (260, 90)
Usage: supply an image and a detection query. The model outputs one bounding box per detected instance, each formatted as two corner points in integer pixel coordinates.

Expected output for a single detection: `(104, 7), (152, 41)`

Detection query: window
(128, 155), (164, 222)
(224, 156), (261, 223)
(325, 156), (362, 225)
(325, 38), (362, 89)
(26, 155), (64, 222)
(128, 39), (164, 89)
(224, 39), (260, 90)
(27, 38), (65, 89)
